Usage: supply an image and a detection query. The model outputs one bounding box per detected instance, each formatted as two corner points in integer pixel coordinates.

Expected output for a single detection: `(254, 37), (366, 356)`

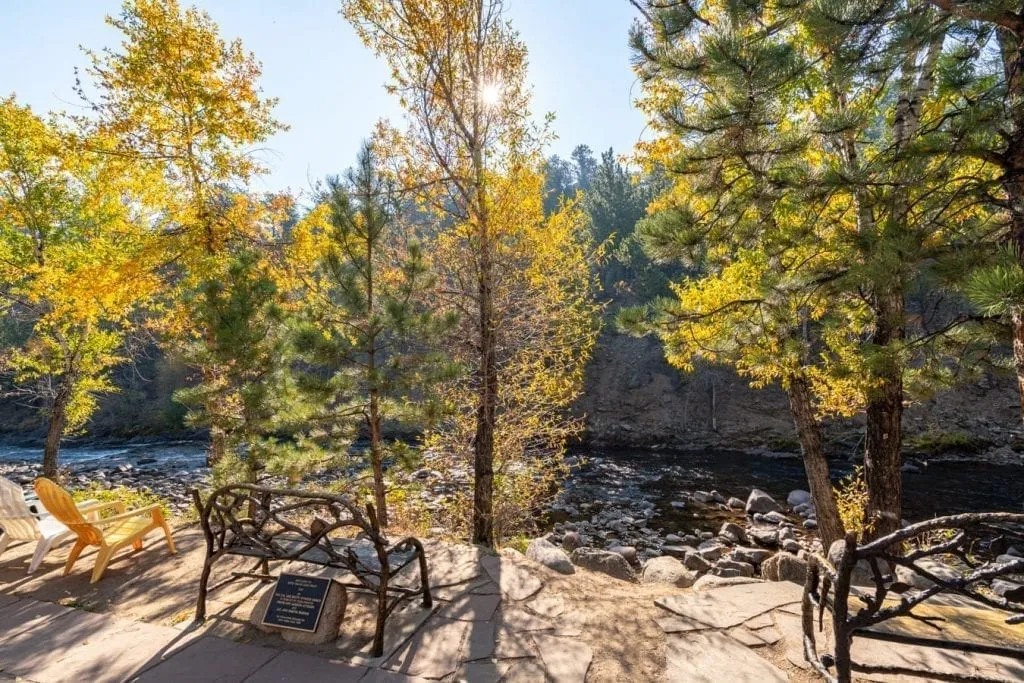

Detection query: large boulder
(787, 490), (812, 507)
(250, 579), (347, 645)
(761, 552), (809, 584)
(828, 539), (886, 586)
(746, 489), (782, 515)
(570, 547), (637, 582)
(526, 538), (575, 575)
(894, 558), (961, 590)
(641, 556), (698, 588)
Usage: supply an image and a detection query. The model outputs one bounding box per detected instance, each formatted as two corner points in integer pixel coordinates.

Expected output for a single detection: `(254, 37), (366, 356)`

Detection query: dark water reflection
(568, 448), (1024, 525)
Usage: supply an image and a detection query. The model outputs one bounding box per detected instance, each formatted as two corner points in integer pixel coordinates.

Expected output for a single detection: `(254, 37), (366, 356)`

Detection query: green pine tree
(289, 141), (456, 527)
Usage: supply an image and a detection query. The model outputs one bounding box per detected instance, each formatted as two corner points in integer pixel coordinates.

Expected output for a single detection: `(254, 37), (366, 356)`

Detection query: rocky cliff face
(576, 330), (1024, 461)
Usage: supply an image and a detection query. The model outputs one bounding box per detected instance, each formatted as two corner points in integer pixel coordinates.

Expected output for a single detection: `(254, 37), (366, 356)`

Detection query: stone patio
(2, 523), (1022, 681)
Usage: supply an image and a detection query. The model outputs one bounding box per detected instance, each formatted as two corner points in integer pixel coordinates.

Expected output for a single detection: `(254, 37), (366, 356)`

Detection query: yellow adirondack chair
(34, 478), (177, 583)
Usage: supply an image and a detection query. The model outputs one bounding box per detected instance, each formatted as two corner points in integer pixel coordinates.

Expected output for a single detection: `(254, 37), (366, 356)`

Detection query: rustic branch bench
(191, 483), (432, 657)
(802, 512), (1024, 683)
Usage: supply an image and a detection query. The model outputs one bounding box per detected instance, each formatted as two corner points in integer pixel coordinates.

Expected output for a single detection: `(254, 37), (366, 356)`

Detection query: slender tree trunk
(473, 248), (497, 546)
(42, 385), (71, 480)
(204, 362), (227, 467)
(786, 372), (845, 549)
(863, 291), (905, 538)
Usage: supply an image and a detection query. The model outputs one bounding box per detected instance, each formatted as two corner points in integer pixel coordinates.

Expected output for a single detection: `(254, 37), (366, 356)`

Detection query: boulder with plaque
(250, 573), (348, 645)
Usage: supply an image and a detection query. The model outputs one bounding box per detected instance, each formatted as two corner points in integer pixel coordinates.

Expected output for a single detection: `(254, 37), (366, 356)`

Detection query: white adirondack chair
(0, 476), (104, 574)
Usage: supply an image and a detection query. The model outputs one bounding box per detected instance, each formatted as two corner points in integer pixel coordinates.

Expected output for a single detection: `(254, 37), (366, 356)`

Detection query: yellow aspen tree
(0, 97), (162, 478)
(77, 0), (286, 466)
(343, 0), (600, 544)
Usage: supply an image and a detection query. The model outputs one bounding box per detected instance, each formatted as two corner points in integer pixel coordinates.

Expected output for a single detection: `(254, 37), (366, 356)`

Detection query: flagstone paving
(4, 526), (1022, 682)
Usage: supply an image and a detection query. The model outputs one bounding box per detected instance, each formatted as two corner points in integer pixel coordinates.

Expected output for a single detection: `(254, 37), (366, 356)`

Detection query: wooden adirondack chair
(34, 478), (177, 583)
(0, 476), (110, 574)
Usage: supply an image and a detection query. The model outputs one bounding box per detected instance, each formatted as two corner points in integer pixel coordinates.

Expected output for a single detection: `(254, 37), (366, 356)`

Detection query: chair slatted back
(0, 476), (40, 541)
(34, 479), (103, 545)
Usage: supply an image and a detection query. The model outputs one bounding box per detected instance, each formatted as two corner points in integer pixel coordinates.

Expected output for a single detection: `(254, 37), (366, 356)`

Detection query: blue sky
(1, 0), (646, 199)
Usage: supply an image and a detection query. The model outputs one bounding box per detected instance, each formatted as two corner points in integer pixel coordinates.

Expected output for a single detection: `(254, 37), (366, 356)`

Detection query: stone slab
(552, 610), (586, 637)
(493, 626), (535, 659)
(851, 637), (1024, 682)
(753, 625), (782, 645)
(245, 650), (367, 682)
(655, 615), (711, 634)
(665, 631), (788, 683)
(463, 621), (497, 661)
(480, 555), (543, 601)
(136, 636), (279, 682)
(0, 609), (113, 676)
(502, 658), (547, 682)
(385, 617), (471, 679)
(656, 581), (802, 629)
(527, 595), (565, 619)
(744, 613), (774, 629)
(456, 659), (512, 682)
(534, 634), (592, 683)
(439, 593), (501, 622)
(0, 594), (21, 610)
(339, 600), (437, 666)
(498, 606), (555, 633)
(23, 617), (179, 683)
(0, 599), (73, 645)
(360, 669), (431, 682)
(727, 626), (769, 648)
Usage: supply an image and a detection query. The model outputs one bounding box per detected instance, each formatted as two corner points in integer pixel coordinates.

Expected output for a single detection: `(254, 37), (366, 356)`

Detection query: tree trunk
(42, 387), (71, 480)
(786, 372), (845, 549)
(864, 292), (905, 538)
(472, 260), (497, 547)
(369, 395), (388, 528)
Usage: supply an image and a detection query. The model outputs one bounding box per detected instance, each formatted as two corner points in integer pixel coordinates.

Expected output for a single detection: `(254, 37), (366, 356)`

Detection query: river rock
(692, 491), (714, 504)
(761, 552), (808, 584)
(251, 580), (347, 644)
(727, 497), (745, 510)
(787, 490), (811, 507)
(731, 547), (772, 566)
(718, 522), (747, 545)
(526, 538), (575, 575)
(697, 540), (727, 561)
(562, 531), (581, 553)
(747, 527), (779, 547)
(642, 556), (698, 588)
(712, 559), (755, 578)
(763, 511), (788, 525)
(683, 552), (712, 573)
(661, 545), (692, 559)
(991, 579), (1024, 601)
(610, 545), (638, 565)
(746, 489), (782, 515)
(570, 547), (637, 582)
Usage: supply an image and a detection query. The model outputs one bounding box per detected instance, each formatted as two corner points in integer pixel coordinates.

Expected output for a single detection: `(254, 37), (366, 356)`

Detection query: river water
(2, 441), (1022, 520)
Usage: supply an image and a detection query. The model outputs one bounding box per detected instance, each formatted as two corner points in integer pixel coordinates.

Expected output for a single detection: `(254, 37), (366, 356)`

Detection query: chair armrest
(92, 504), (163, 526)
(75, 500), (126, 519)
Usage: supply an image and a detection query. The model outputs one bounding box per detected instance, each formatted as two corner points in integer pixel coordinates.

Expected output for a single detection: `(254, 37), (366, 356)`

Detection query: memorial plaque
(261, 573), (332, 632)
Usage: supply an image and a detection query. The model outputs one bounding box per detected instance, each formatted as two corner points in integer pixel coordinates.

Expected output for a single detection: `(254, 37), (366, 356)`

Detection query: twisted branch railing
(803, 512), (1024, 683)
(191, 484), (432, 657)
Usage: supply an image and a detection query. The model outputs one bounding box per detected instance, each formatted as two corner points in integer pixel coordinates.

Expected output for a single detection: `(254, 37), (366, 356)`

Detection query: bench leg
(414, 542), (432, 608)
(195, 556), (214, 623)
